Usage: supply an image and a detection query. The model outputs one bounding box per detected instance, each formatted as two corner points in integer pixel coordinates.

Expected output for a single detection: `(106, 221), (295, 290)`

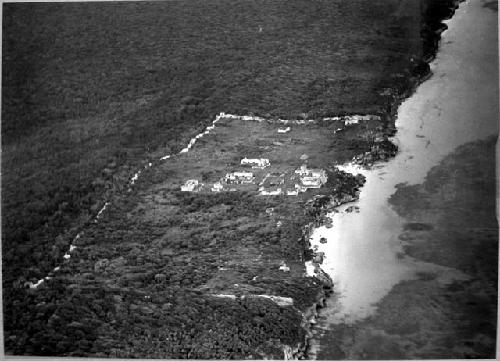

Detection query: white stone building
(211, 182), (224, 192)
(344, 117), (360, 125)
(181, 179), (203, 192)
(300, 176), (323, 188)
(224, 171), (254, 184)
(241, 158), (270, 169)
(294, 165), (328, 190)
(259, 186), (282, 196)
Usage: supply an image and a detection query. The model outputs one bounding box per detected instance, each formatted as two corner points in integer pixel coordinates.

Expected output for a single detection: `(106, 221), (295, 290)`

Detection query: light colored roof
(233, 171), (253, 177)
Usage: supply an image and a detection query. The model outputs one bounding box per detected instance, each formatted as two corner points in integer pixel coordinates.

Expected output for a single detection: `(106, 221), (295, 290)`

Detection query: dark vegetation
(6, 181), (347, 357)
(3, 0), (466, 357)
(421, 0), (465, 61)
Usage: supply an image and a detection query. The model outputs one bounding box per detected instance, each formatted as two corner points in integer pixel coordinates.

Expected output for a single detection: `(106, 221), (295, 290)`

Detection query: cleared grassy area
(148, 117), (383, 189)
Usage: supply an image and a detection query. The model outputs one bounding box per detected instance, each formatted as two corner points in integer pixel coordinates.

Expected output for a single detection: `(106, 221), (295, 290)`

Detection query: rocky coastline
(294, 0), (467, 358)
(287, 173), (365, 359)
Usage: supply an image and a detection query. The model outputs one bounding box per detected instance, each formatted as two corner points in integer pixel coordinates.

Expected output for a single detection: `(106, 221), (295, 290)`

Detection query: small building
(234, 171), (254, 180)
(277, 127), (291, 133)
(294, 165), (328, 191)
(295, 165), (327, 180)
(279, 262), (290, 272)
(295, 183), (307, 193)
(211, 182), (224, 192)
(344, 117), (359, 125)
(310, 169), (328, 183)
(224, 172), (254, 184)
(259, 173), (284, 195)
(181, 179), (203, 192)
(241, 158), (270, 169)
(295, 164), (309, 175)
(301, 176), (323, 188)
(259, 186), (282, 195)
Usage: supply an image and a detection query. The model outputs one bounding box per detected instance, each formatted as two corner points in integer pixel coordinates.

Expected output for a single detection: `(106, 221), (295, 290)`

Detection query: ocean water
(309, 0), (498, 356)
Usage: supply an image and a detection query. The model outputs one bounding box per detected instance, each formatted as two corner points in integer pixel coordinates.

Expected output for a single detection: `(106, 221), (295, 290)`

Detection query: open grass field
(2, 0), (461, 357)
(146, 116), (385, 191)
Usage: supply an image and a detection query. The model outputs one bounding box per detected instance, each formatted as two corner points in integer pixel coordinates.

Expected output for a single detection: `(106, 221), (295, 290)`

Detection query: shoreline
(289, 174), (366, 359)
(301, 0), (467, 358)
(313, 135), (497, 359)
